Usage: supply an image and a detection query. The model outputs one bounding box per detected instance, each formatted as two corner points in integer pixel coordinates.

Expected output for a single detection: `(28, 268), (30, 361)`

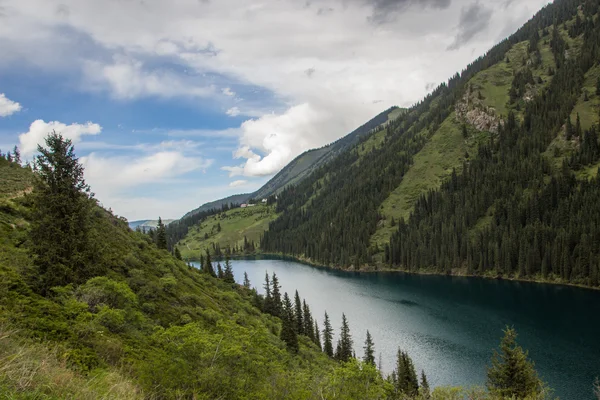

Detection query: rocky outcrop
(455, 89), (502, 133)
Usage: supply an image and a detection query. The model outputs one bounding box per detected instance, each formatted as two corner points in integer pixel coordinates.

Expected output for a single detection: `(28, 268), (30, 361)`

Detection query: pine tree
(174, 247), (182, 260)
(280, 292), (299, 353)
(302, 300), (314, 340)
(335, 313), (353, 362)
(243, 272), (251, 288)
(420, 370), (430, 399)
(271, 273), (282, 317)
(29, 132), (95, 294)
(294, 290), (304, 334)
(362, 330), (375, 366)
(216, 262), (224, 279)
(314, 320), (322, 350)
(323, 311), (334, 357)
(156, 217), (167, 250)
(263, 272), (273, 315)
(204, 250), (216, 277)
(394, 349), (419, 396)
(223, 256), (235, 284)
(12, 145), (20, 164)
(487, 327), (543, 398)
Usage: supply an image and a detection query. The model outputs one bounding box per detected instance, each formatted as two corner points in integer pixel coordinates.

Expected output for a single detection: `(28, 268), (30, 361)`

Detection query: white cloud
(222, 87), (235, 96)
(84, 56), (216, 100)
(0, 93), (22, 117)
(229, 179), (248, 187)
(226, 106), (241, 117)
(0, 0), (550, 186)
(19, 119), (102, 155)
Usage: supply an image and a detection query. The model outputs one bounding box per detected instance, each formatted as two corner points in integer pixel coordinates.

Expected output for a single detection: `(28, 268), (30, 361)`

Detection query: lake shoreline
(187, 251), (600, 292)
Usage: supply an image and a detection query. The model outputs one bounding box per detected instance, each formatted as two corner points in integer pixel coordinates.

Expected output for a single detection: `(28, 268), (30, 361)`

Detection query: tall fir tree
(204, 250), (216, 277)
(29, 132), (95, 294)
(294, 290), (304, 334)
(487, 327), (543, 398)
(302, 300), (314, 340)
(314, 320), (322, 350)
(323, 311), (334, 357)
(420, 370), (430, 399)
(243, 271), (251, 288)
(262, 272), (273, 315)
(394, 349), (419, 396)
(271, 273), (282, 317)
(363, 330), (375, 366)
(216, 262), (224, 279)
(156, 217), (167, 250)
(223, 256), (235, 284)
(335, 313), (353, 362)
(280, 292), (299, 353)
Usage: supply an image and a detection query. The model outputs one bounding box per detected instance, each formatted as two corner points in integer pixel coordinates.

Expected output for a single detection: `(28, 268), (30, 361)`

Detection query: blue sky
(0, 0), (548, 220)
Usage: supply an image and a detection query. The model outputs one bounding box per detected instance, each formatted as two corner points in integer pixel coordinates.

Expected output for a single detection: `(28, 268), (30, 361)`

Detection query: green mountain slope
(0, 157), (392, 399)
(253, 0), (600, 289)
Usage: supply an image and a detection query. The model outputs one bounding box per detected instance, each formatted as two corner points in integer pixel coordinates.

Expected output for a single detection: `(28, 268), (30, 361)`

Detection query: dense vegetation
(256, 0), (600, 288)
(2, 132), (586, 398)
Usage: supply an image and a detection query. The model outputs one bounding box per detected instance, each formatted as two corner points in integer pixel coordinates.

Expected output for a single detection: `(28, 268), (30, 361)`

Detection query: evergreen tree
(314, 320), (322, 350)
(280, 292), (299, 353)
(174, 247), (182, 260)
(204, 250), (216, 277)
(12, 145), (20, 164)
(335, 313), (353, 362)
(394, 349), (419, 396)
(294, 290), (304, 334)
(223, 256), (235, 284)
(216, 262), (224, 279)
(323, 311), (334, 357)
(263, 272), (273, 315)
(271, 273), (282, 317)
(29, 132), (95, 294)
(420, 370), (430, 399)
(362, 330), (375, 366)
(243, 272), (251, 289)
(487, 327), (543, 398)
(156, 217), (167, 250)
(302, 300), (314, 340)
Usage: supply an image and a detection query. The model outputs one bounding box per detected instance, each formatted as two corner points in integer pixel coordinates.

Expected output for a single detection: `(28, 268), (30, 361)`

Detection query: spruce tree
(302, 300), (314, 340)
(314, 320), (322, 350)
(420, 370), (430, 399)
(271, 273), (282, 317)
(263, 272), (273, 315)
(323, 311), (334, 357)
(156, 217), (167, 250)
(204, 250), (216, 277)
(216, 262), (224, 279)
(29, 132), (95, 294)
(223, 256), (235, 284)
(487, 327), (543, 398)
(336, 313), (353, 362)
(294, 290), (304, 334)
(12, 145), (20, 164)
(280, 292), (299, 353)
(243, 272), (251, 288)
(394, 349), (419, 396)
(174, 247), (182, 260)
(363, 330), (375, 366)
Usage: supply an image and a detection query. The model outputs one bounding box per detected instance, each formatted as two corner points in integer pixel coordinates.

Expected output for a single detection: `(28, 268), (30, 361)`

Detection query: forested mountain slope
(259, 0), (600, 288)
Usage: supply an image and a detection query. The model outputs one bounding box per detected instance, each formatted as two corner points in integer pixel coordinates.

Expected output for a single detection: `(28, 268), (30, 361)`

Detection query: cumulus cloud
(19, 119), (102, 155)
(226, 107), (241, 117)
(84, 57), (216, 100)
(229, 179), (248, 187)
(0, 93), (22, 117)
(222, 87), (235, 96)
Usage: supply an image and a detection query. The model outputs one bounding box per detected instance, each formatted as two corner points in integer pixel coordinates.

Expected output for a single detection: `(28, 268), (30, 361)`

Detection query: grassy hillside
(0, 159), (395, 399)
(178, 203), (278, 259)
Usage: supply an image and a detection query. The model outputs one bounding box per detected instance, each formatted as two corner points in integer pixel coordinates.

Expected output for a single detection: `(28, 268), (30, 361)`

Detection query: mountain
(178, 0), (600, 289)
(128, 218), (175, 230)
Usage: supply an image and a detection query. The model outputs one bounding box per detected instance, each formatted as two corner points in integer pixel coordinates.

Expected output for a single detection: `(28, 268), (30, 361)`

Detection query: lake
(192, 258), (600, 399)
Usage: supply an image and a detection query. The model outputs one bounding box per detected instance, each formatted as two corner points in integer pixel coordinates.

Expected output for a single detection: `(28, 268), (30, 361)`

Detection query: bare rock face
(455, 89), (502, 133)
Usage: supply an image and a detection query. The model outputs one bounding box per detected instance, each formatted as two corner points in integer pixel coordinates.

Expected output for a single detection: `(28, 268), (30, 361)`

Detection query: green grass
(0, 160), (34, 199)
(370, 113), (486, 247)
(357, 128), (386, 157)
(570, 63), (600, 131)
(178, 203), (277, 259)
(387, 107), (406, 122)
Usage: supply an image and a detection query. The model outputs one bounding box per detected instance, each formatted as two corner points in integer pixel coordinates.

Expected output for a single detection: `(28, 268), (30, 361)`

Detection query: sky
(0, 0), (549, 221)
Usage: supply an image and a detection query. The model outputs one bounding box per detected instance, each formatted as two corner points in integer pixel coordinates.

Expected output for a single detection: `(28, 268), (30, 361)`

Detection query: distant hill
(128, 219), (175, 230)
